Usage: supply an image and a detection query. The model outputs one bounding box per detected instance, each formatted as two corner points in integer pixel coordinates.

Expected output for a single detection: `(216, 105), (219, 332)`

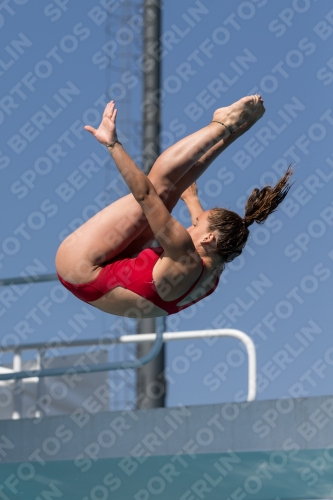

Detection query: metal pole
(137, 317), (165, 409)
(137, 0), (164, 410)
(142, 0), (161, 175)
(12, 350), (22, 419)
(0, 274), (58, 287)
(36, 349), (45, 419)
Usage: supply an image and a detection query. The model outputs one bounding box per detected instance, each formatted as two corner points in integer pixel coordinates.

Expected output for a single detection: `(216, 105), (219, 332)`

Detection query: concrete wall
(1, 395), (333, 463)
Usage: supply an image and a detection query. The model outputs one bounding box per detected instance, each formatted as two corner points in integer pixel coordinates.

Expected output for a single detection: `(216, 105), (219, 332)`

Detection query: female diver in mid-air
(55, 95), (292, 318)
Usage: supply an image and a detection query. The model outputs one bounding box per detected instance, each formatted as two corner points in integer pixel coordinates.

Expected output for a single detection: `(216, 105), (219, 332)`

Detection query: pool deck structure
(0, 395), (333, 499)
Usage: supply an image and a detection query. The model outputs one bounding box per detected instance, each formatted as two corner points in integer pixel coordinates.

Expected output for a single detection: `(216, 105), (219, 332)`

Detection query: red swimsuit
(57, 247), (219, 316)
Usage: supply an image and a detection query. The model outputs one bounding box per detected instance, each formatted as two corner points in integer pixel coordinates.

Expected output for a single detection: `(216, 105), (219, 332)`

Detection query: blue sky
(1, 0), (333, 408)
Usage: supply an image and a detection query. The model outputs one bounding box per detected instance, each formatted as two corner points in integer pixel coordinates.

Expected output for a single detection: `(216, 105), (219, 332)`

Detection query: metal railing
(0, 329), (164, 379)
(0, 329), (256, 401)
(0, 274), (58, 287)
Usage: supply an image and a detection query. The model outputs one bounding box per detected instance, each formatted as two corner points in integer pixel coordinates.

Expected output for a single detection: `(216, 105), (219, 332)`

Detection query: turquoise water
(0, 450), (332, 499)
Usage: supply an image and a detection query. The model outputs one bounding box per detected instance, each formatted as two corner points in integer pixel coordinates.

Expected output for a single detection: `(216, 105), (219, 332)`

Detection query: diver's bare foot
(213, 103), (266, 147)
(231, 100), (265, 138)
(212, 95), (264, 135)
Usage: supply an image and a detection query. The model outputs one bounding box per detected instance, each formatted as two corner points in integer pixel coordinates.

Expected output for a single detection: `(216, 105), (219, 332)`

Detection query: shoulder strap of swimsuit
(177, 270), (219, 312)
(146, 247), (205, 304)
(174, 260), (205, 303)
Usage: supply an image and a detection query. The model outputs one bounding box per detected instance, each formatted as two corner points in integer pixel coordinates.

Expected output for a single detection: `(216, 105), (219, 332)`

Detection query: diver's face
(187, 211), (211, 245)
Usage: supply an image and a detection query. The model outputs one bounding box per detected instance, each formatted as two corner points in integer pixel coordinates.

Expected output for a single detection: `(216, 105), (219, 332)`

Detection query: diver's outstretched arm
(180, 182), (204, 225)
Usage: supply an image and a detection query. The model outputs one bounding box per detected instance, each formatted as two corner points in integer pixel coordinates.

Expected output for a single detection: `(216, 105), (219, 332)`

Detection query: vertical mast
(136, 0), (165, 410)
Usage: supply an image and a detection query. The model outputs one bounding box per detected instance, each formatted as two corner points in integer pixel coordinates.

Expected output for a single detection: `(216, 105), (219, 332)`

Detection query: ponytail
(244, 166), (293, 227)
(207, 166), (294, 264)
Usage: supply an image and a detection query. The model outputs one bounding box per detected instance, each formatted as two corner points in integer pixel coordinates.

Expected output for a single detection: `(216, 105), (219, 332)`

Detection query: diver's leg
(55, 96), (264, 282)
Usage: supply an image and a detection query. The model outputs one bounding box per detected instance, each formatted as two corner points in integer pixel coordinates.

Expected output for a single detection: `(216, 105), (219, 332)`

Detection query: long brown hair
(207, 166), (293, 264)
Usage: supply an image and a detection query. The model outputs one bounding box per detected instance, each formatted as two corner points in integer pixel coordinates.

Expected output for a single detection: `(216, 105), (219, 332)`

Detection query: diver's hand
(84, 100), (118, 146)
